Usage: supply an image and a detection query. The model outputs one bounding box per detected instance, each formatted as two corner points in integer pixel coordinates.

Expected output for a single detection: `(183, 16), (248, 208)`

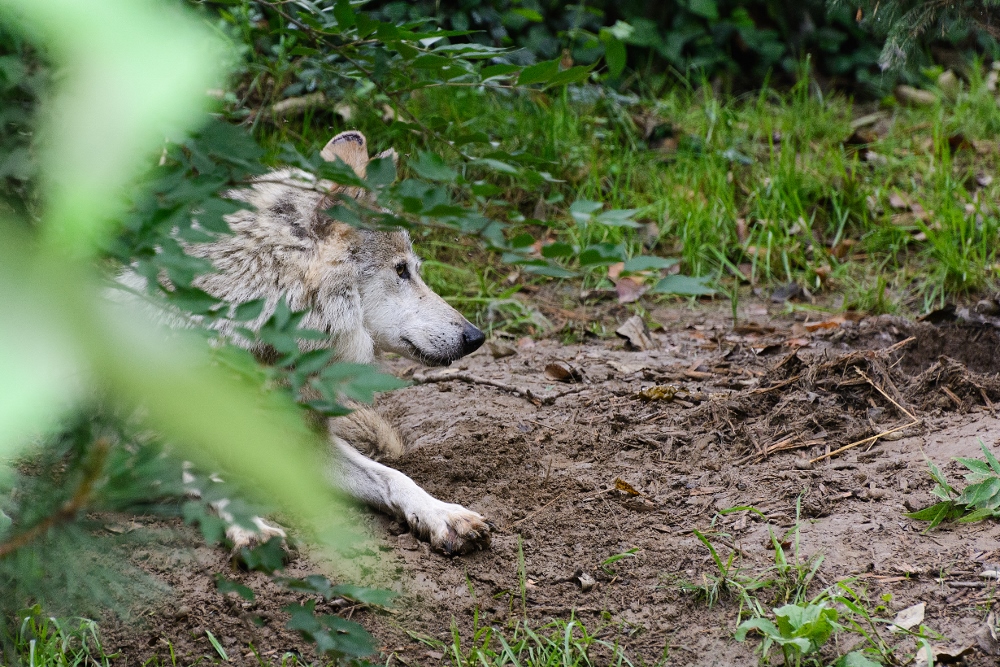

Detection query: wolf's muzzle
(461, 321), (485, 356)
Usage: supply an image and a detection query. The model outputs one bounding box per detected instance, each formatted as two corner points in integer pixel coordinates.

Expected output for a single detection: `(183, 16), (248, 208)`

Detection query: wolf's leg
(329, 437), (491, 555)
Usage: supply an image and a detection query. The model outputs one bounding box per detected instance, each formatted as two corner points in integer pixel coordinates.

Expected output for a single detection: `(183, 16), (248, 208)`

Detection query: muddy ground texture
(103, 298), (1000, 666)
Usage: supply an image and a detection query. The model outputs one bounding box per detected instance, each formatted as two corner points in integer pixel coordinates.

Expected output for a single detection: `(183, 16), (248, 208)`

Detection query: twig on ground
(750, 375), (802, 395)
(512, 492), (568, 527)
(858, 368), (918, 421)
(809, 420), (919, 463)
(413, 370), (587, 405)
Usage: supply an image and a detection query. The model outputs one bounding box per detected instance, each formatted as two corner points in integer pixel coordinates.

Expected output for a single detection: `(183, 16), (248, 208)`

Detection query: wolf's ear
(321, 131), (369, 176)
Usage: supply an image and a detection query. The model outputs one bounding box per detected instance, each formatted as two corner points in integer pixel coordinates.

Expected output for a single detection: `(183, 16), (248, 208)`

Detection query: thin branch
(413, 370), (587, 405)
(0, 438), (111, 559)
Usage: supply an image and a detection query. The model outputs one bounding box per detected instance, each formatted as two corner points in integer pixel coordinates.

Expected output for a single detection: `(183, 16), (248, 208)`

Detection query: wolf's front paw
(410, 502), (492, 555)
(226, 517), (288, 554)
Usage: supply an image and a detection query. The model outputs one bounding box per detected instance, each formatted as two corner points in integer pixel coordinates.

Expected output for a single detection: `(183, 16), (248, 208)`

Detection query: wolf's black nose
(461, 321), (485, 355)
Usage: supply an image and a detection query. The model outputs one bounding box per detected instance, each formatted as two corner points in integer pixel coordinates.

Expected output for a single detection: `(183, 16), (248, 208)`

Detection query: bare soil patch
(102, 300), (1000, 666)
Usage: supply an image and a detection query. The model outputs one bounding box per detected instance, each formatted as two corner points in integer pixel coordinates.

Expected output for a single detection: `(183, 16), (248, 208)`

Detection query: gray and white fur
(121, 131), (490, 555)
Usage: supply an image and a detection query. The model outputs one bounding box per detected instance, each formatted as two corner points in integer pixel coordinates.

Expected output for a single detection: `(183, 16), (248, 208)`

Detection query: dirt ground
(102, 296), (1000, 666)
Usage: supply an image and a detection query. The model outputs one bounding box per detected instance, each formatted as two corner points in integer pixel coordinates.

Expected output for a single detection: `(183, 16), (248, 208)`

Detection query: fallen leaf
(735, 218), (748, 243)
(895, 85), (937, 106)
(948, 133), (973, 153)
(615, 315), (655, 350)
(615, 276), (648, 304)
(888, 192), (909, 210)
(913, 644), (975, 666)
(889, 602), (925, 633)
(573, 569), (596, 592)
(544, 361), (582, 383)
(803, 316), (846, 332)
(637, 385), (682, 402)
(770, 282), (806, 303)
(831, 239), (857, 259)
(606, 360), (647, 374)
(614, 478), (641, 496)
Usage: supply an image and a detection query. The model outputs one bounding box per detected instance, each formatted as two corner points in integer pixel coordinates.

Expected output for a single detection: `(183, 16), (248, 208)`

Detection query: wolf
(124, 130), (491, 555)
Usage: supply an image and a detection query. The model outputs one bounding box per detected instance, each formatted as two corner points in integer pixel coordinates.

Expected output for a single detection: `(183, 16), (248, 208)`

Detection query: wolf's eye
(395, 262), (411, 280)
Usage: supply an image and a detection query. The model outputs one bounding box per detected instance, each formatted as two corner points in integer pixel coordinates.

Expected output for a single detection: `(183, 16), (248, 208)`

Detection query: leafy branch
(906, 439), (1000, 529)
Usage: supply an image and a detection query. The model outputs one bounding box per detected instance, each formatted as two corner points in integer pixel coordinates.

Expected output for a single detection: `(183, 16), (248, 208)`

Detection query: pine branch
(0, 438), (110, 559)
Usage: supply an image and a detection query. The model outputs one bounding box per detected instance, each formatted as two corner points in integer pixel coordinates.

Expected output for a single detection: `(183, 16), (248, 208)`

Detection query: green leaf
(470, 157), (520, 175)
(332, 0), (355, 29)
(365, 155), (397, 188)
(215, 575), (255, 601)
(735, 617), (779, 642)
(600, 32), (627, 77)
(980, 440), (1000, 476)
(905, 500), (965, 529)
(517, 58), (560, 86)
(516, 260), (577, 278)
(956, 477), (1000, 509)
(510, 8), (543, 22)
(205, 630), (229, 661)
(957, 506), (998, 523)
(318, 158), (367, 188)
(569, 199), (603, 224)
(543, 65), (593, 89)
(651, 275), (717, 296)
(594, 208), (639, 228)
(834, 651), (882, 667)
(509, 233), (535, 249)
(233, 299), (266, 322)
(410, 151), (457, 182)
(579, 242), (625, 266)
(481, 63), (521, 79)
(688, 0), (719, 20)
(623, 256), (678, 272)
(240, 536), (286, 574)
(328, 584), (397, 607)
(541, 242), (575, 258)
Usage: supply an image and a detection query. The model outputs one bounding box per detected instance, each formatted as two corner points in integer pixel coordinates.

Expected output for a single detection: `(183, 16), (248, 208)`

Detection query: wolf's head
(209, 131), (484, 367)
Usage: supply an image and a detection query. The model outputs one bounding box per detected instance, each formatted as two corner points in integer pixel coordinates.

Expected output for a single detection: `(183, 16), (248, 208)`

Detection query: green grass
(6, 608), (115, 667)
(253, 61), (1000, 325)
(402, 616), (641, 667)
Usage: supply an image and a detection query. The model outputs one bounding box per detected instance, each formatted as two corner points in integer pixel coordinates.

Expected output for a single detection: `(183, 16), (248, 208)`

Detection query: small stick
(941, 386), (964, 409)
(413, 371), (586, 405)
(982, 388), (997, 416)
(750, 374), (802, 395)
(858, 369), (918, 421)
(513, 492), (567, 527)
(809, 419), (920, 463)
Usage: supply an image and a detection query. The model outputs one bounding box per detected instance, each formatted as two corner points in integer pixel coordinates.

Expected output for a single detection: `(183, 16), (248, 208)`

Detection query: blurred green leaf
(0, 0), (227, 255)
(651, 275), (717, 295)
(517, 58), (560, 86)
(410, 151), (458, 182)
